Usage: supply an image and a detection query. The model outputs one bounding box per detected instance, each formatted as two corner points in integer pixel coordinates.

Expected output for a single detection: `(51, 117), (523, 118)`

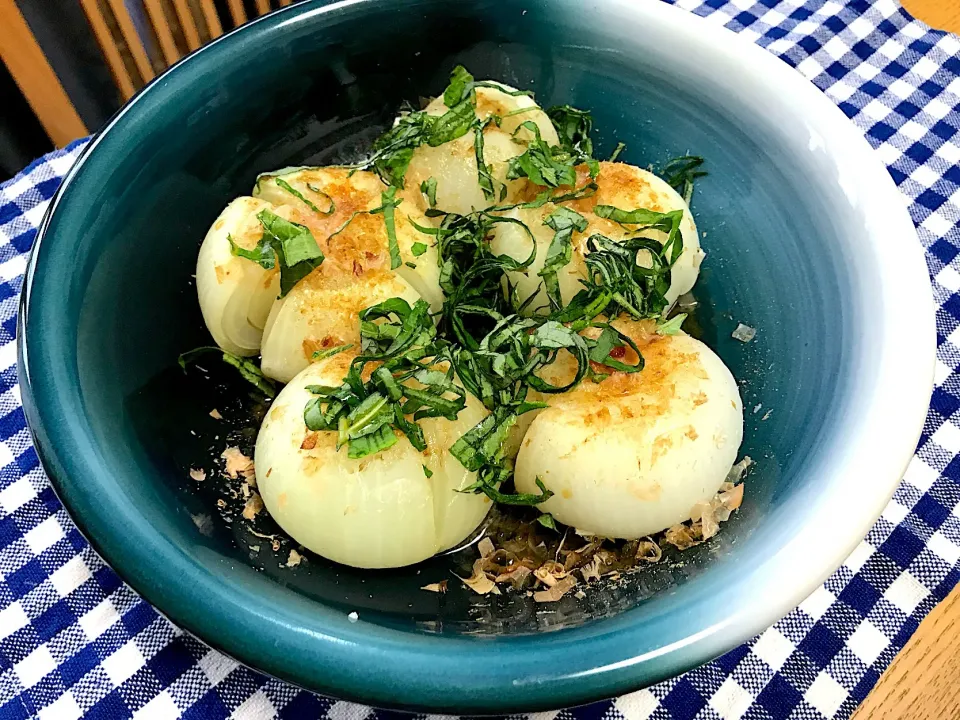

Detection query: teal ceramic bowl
(18, 0), (934, 712)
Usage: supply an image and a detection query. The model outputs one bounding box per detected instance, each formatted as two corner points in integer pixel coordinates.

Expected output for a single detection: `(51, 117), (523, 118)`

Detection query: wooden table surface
(901, 0), (960, 35)
(851, 6), (960, 719)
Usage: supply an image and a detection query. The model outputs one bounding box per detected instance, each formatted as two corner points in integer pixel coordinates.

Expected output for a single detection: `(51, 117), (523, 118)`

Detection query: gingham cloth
(1, 0), (959, 717)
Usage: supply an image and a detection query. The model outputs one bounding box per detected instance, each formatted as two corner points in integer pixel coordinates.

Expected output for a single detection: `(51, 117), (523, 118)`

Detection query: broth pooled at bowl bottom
(181, 66), (749, 599)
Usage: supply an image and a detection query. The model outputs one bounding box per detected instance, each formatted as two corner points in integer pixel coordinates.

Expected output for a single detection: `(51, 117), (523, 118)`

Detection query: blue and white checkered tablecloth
(2, 0), (959, 717)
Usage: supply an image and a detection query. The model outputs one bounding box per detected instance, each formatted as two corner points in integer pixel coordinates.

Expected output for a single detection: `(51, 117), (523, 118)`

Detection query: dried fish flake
(699, 510), (721, 541)
(191, 513), (213, 536)
(726, 456), (753, 484)
(534, 575), (577, 602)
(580, 555), (604, 582)
(189, 468), (206, 482)
(720, 483), (745, 512)
(459, 570), (501, 596)
(732, 323), (756, 342)
(222, 446), (255, 479)
(534, 562), (567, 588)
(494, 565), (531, 589)
(635, 538), (662, 563)
(477, 537), (495, 558)
(664, 523), (703, 551)
(242, 492), (264, 520)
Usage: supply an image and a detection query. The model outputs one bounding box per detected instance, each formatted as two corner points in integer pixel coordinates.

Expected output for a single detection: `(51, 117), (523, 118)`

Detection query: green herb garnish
(506, 121), (579, 188)
(302, 298), (467, 459)
(428, 98), (478, 147)
(178, 347), (276, 398)
(257, 210), (325, 296)
(228, 211), (325, 296)
(537, 512), (558, 530)
(287, 67), (700, 513)
(502, 106), (538, 119)
(358, 67), (482, 187)
(312, 343), (354, 361)
(514, 181), (598, 210)
(227, 233), (275, 269)
(420, 177), (438, 207)
(474, 124), (497, 201)
(594, 204), (677, 228)
(365, 112), (429, 188)
(508, 104), (601, 182)
(274, 177), (335, 215)
(443, 65), (474, 107)
(461, 475), (554, 506)
(539, 206), (588, 311)
(608, 142), (626, 162)
(661, 155), (707, 205)
(656, 313), (687, 336)
(555, 228), (681, 324)
(586, 323), (644, 373)
(547, 105), (594, 159)
(370, 187), (403, 269)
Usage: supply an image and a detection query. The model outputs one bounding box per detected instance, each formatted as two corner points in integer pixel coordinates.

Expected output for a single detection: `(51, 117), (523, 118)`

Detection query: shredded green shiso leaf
(178, 347), (277, 399)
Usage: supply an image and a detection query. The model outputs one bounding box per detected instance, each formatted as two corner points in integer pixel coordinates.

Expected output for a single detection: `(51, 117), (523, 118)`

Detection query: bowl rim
(18, 0), (935, 711)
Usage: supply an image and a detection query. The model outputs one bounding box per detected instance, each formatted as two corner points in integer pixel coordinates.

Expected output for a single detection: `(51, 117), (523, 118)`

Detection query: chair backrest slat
(78, 0), (137, 99)
(143, 0), (181, 65)
(255, 0), (271, 16)
(200, 0), (224, 39)
(0, 0), (89, 145)
(172, 0), (203, 50)
(226, 0), (248, 27)
(105, 0), (156, 82)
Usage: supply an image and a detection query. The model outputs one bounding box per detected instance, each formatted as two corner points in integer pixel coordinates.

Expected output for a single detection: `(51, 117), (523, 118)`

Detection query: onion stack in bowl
(189, 65), (744, 570)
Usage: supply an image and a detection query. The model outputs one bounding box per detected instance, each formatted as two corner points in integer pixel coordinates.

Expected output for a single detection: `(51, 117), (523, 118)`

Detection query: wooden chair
(0, 0), (292, 147)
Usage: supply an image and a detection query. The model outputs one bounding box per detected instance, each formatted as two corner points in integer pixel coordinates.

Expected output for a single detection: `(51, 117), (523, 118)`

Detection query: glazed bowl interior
(19, 0), (932, 712)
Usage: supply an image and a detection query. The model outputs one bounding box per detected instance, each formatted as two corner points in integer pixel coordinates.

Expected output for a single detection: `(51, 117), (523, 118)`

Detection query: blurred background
(0, 0), (955, 182)
(0, 0), (303, 182)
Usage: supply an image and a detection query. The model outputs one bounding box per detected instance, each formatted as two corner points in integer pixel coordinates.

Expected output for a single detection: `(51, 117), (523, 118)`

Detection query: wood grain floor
(852, 3), (960, 716)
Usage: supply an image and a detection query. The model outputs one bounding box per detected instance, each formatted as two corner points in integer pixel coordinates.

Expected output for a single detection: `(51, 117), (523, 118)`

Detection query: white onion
(260, 268), (421, 384)
(490, 162), (704, 314)
(248, 167), (451, 383)
(196, 197), (281, 356)
(515, 320), (742, 538)
(255, 352), (492, 568)
(404, 84), (560, 215)
(254, 167), (444, 311)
